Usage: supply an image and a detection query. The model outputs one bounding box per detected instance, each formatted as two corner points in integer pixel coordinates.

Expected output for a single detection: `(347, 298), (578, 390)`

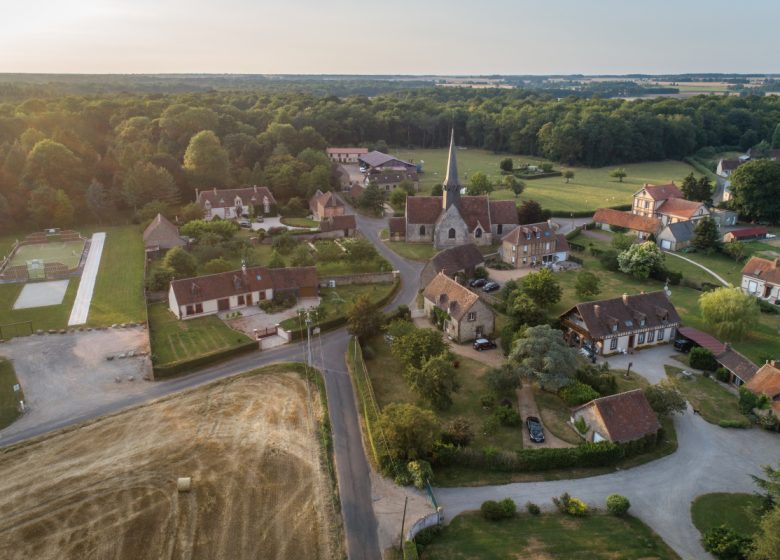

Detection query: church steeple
(442, 129), (461, 210)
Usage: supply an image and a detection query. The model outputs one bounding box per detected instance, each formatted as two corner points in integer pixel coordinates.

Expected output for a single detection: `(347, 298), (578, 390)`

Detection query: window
(640, 318), (646, 327)
(536, 231), (541, 239)
(522, 257), (527, 264)
(467, 312), (476, 321)
(523, 244), (528, 253)
(186, 305), (194, 316)
(258, 292), (266, 301)
(497, 224), (503, 234)
(610, 338), (618, 350)
(657, 328), (665, 341)
(747, 280), (758, 294)
(638, 333), (645, 344)
(647, 330), (655, 343)
(475, 228), (482, 238)
(544, 242), (550, 251)
(237, 295), (245, 305)
(195, 303), (203, 314)
(448, 228), (456, 239)
(644, 200), (649, 209)
(419, 225), (426, 236)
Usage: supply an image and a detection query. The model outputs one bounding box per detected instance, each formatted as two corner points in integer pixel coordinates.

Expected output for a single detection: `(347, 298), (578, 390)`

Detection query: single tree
(346, 294), (383, 341)
(271, 231), (298, 254)
(388, 187), (407, 212)
(617, 241), (665, 279)
(574, 271), (601, 299)
(730, 159), (780, 223)
(520, 268), (562, 308)
(609, 168), (627, 182)
(466, 172), (493, 196)
(122, 161), (180, 211)
(643, 381), (687, 416)
(183, 130), (230, 188)
(484, 364), (522, 396)
(517, 199), (545, 224)
(162, 246), (197, 278)
(376, 403), (439, 461)
(431, 184), (443, 197)
(360, 182), (385, 216)
(345, 239), (377, 262)
(22, 139), (84, 200)
(407, 353), (460, 410)
(268, 251), (285, 269)
(611, 233), (635, 252)
(563, 170), (575, 183)
(509, 325), (578, 391)
(699, 287), (759, 341)
(203, 257), (233, 274)
(503, 175), (525, 198)
(290, 245), (315, 266)
(178, 202), (205, 223)
(499, 157), (513, 173)
(722, 241), (747, 262)
(692, 216), (721, 253)
(506, 291), (546, 327)
(391, 327), (448, 371)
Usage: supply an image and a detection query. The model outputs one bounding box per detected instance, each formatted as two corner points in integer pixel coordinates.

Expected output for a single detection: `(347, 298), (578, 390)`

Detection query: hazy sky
(2, 0), (778, 74)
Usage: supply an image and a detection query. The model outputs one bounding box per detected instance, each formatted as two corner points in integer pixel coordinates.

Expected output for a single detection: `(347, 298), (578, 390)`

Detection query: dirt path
(664, 251), (731, 287)
(516, 385), (573, 449)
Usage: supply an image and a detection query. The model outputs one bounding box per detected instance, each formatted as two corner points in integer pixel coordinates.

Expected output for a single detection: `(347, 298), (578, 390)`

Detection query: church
(389, 131), (518, 249)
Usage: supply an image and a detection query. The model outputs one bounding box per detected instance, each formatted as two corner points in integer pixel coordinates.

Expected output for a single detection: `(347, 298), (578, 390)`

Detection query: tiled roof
(366, 168), (418, 184)
(406, 197), (445, 224)
(143, 213), (185, 250)
(326, 147), (368, 154)
(459, 196), (491, 231)
(745, 362), (780, 398)
(489, 200), (519, 225)
(319, 214), (356, 232)
(730, 227), (769, 240)
(719, 159), (742, 171)
(561, 291), (680, 339)
(661, 220), (696, 242)
(389, 216), (406, 235)
(171, 266), (316, 307)
(501, 221), (556, 245)
(575, 389), (661, 443)
(656, 198), (706, 219)
(555, 233), (570, 253)
(742, 256), (780, 284)
(677, 327), (726, 355)
(349, 183), (365, 198)
(428, 244), (484, 276)
(359, 151), (414, 169)
(197, 186), (276, 209)
(593, 208), (661, 234)
(716, 347), (759, 383)
(636, 183), (683, 201)
(423, 272), (480, 322)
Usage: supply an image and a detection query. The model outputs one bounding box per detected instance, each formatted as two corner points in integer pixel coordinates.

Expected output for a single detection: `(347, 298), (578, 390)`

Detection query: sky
(1, 0), (778, 75)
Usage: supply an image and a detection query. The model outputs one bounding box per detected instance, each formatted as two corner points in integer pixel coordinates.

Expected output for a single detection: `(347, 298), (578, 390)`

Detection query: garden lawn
(418, 511), (680, 560)
(148, 302), (252, 366)
(394, 148), (699, 212)
(691, 493), (763, 537)
(664, 366), (749, 426)
(385, 241), (438, 262)
(0, 277), (80, 334)
(280, 217), (318, 228)
(533, 388), (581, 445)
(88, 225), (146, 326)
(0, 358), (23, 430)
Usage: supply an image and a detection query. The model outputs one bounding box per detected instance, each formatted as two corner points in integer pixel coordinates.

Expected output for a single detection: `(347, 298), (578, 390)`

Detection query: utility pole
(305, 309), (313, 368)
(398, 495), (408, 553)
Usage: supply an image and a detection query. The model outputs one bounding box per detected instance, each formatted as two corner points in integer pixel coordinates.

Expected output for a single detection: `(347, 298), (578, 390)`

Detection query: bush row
(153, 340), (259, 378)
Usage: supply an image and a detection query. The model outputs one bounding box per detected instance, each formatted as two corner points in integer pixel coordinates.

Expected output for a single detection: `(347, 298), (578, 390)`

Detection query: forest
(1, 80), (779, 231)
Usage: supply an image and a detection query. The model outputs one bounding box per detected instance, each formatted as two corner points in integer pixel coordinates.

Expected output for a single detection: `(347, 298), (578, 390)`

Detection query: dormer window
(525, 232), (531, 240)
(612, 324), (618, 333)
(536, 231), (541, 239)
(204, 200), (212, 209)
(640, 319), (646, 327)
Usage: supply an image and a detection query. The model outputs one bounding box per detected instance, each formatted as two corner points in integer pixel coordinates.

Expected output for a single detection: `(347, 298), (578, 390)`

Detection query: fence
(406, 509), (444, 541)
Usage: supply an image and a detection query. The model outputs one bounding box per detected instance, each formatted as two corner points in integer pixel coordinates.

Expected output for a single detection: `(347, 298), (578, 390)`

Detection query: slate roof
(635, 183), (683, 201)
(661, 220), (696, 243)
(197, 186), (276, 209)
(742, 256), (780, 284)
(405, 196), (517, 231)
(459, 196), (491, 231)
(502, 221), (556, 245)
(716, 347), (759, 383)
(718, 158), (742, 172)
(171, 266), (317, 307)
(423, 272), (481, 322)
(657, 198), (706, 219)
(443, 129), (460, 188)
(359, 151), (414, 169)
(143, 213), (185, 250)
(555, 234), (570, 253)
(677, 327), (726, 354)
(561, 291), (681, 339)
(427, 244), (484, 276)
(389, 216), (406, 236)
(593, 208), (661, 234)
(326, 147), (368, 154)
(574, 389), (661, 443)
(319, 214), (356, 232)
(729, 227), (769, 240)
(366, 168), (418, 184)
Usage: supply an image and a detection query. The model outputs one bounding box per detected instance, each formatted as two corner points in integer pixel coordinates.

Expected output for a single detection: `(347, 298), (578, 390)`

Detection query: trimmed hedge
(518, 171), (562, 180)
(153, 340), (259, 379)
(441, 442), (626, 472)
(550, 203), (630, 218)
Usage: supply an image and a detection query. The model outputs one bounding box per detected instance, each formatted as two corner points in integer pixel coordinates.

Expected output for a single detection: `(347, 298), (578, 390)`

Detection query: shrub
(606, 494), (631, 516)
(407, 460), (433, 489)
(690, 347), (718, 371)
(413, 525), (442, 547)
(574, 416), (589, 434)
(481, 498), (516, 521)
(498, 498), (517, 518)
(146, 266), (174, 291)
(599, 250), (620, 272)
(441, 417), (474, 447)
(559, 382), (600, 406)
(576, 364), (617, 396)
(526, 502), (541, 515)
(718, 419), (751, 429)
(493, 405), (521, 427)
(701, 526), (754, 560)
(756, 298), (779, 314)
(480, 393), (496, 409)
(715, 367), (731, 383)
(482, 415), (499, 435)
(561, 496), (589, 517)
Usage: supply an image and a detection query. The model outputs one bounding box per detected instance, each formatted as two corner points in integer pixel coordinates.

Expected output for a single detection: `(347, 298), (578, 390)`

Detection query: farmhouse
(364, 168), (419, 192)
(317, 214), (357, 238)
(196, 186), (276, 220)
(592, 208), (660, 239)
(423, 272), (495, 343)
(143, 213), (185, 257)
(656, 220), (695, 252)
(571, 389), (660, 444)
(745, 361), (780, 423)
(632, 182), (709, 226)
(395, 131), (518, 249)
(741, 256), (780, 303)
(309, 190), (345, 220)
(420, 243), (484, 288)
(168, 265), (317, 319)
(499, 221), (569, 268)
(725, 227), (769, 243)
(716, 158), (743, 177)
(560, 291), (681, 356)
(326, 147), (368, 164)
(358, 151), (416, 172)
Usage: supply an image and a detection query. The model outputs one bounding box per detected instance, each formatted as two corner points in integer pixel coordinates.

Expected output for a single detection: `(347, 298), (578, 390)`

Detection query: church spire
(442, 129), (461, 210)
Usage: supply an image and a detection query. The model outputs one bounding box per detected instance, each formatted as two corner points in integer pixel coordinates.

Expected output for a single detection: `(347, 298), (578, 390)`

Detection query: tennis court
(8, 240), (86, 269)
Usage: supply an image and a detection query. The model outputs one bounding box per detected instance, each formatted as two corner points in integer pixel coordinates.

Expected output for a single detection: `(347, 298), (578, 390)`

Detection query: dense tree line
(0, 84), (778, 231)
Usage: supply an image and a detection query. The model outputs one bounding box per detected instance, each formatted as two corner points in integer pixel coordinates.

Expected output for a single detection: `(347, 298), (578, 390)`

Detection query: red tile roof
(716, 347), (759, 383)
(637, 183), (683, 201)
(575, 389), (661, 443)
(197, 186), (276, 209)
(742, 256), (780, 284)
(746, 362), (780, 398)
(327, 147), (368, 154)
(319, 214), (356, 232)
(729, 227), (769, 240)
(656, 198), (706, 219)
(389, 217), (406, 235)
(489, 200), (519, 225)
(406, 197), (444, 224)
(593, 208), (661, 234)
(349, 183), (365, 199)
(458, 196), (491, 231)
(677, 327), (726, 355)
(423, 272), (481, 322)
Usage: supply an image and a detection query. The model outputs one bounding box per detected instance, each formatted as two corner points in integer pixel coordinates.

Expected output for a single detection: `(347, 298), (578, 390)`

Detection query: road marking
(67, 232), (106, 326)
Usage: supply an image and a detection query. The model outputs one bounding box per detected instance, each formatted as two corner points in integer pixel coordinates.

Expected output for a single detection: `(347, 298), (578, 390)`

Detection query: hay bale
(177, 477), (192, 492)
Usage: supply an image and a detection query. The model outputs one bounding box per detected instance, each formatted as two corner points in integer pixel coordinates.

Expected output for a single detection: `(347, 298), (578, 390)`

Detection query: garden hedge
(153, 339), (259, 378)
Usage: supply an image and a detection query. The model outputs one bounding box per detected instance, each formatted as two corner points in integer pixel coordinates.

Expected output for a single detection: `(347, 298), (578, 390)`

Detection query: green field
(418, 512), (680, 560)
(0, 358), (24, 430)
(8, 239), (85, 269)
(393, 147), (700, 212)
(0, 278), (80, 335)
(691, 493), (763, 537)
(148, 302), (252, 366)
(665, 366), (749, 426)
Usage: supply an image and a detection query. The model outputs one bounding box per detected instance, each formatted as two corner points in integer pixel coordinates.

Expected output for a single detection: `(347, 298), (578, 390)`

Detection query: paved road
(68, 231), (105, 325)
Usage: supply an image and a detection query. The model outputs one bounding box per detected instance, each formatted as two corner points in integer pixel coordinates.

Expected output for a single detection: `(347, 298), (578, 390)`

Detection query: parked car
(673, 337), (695, 353)
(482, 281), (500, 293)
(469, 278), (487, 288)
(526, 416), (545, 444)
(473, 338), (497, 351)
(254, 216), (264, 223)
(238, 219), (252, 229)
(384, 334), (395, 344)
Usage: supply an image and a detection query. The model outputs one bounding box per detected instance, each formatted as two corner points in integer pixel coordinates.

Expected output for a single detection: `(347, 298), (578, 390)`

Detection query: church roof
(407, 197), (445, 224)
(490, 200), (519, 225)
(406, 195), (518, 231)
(443, 129), (460, 188)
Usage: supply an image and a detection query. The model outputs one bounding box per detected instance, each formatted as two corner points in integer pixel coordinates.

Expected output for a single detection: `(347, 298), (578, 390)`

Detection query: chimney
(724, 342), (731, 351)
(253, 185), (258, 193)
(195, 188), (199, 201)
(774, 258), (780, 269)
(771, 359), (778, 368)
(594, 304), (601, 317)
(213, 187), (217, 195)
(622, 293), (629, 305)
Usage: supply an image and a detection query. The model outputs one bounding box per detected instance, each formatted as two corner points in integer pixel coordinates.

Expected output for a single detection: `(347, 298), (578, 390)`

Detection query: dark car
(526, 416), (545, 444)
(469, 278), (487, 288)
(482, 281), (500, 293)
(238, 219), (252, 229)
(473, 338), (497, 351)
(673, 337), (695, 353)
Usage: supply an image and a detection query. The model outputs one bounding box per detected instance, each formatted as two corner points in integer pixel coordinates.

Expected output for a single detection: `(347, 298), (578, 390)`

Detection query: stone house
(741, 256), (780, 304)
(309, 190), (345, 221)
(592, 208), (660, 239)
(364, 168), (419, 192)
(420, 243), (485, 289)
(326, 147), (368, 164)
(571, 389), (660, 444)
(560, 291), (681, 356)
(196, 186), (276, 220)
(168, 265), (317, 320)
(716, 158), (743, 177)
(499, 221), (569, 268)
(143, 213), (185, 257)
(422, 272), (495, 343)
(656, 220), (695, 252)
(631, 182), (709, 226)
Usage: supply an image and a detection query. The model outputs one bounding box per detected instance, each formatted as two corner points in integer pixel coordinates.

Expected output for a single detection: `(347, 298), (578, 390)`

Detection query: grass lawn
(147, 302), (252, 366)
(87, 225), (146, 326)
(280, 217), (318, 228)
(691, 493), (763, 537)
(0, 358), (24, 430)
(394, 147), (699, 212)
(385, 241), (438, 262)
(9, 239), (85, 268)
(418, 511), (680, 560)
(0, 277), (81, 335)
(664, 366), (749, 426)
(533, 388), (582, 445)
